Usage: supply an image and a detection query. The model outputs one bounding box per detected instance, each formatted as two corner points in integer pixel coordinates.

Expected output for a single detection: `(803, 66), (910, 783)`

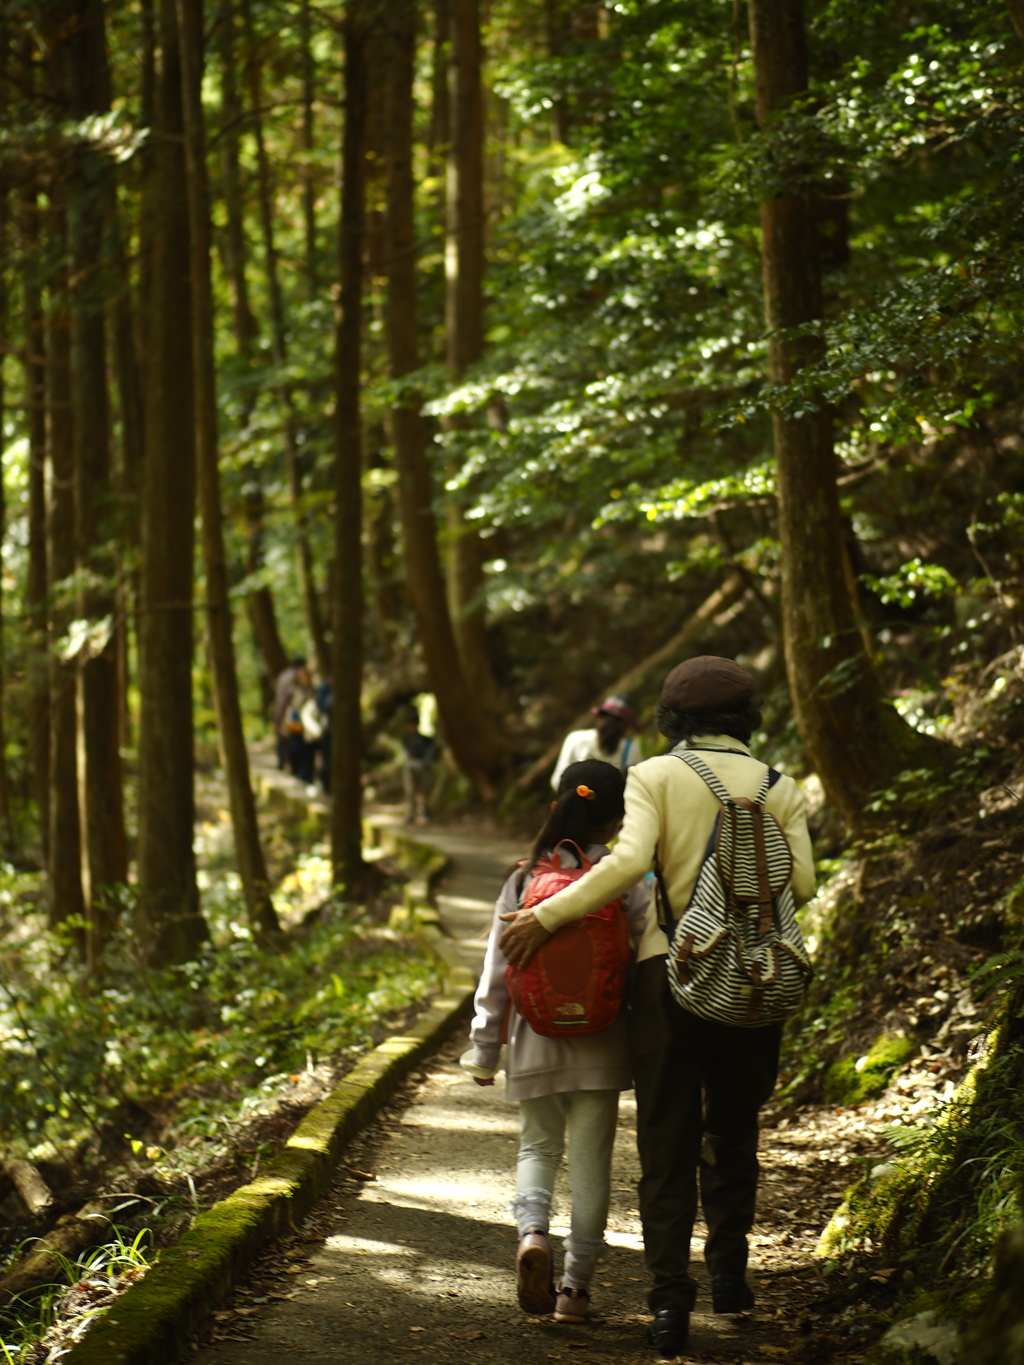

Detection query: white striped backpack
(659, 751), (813, 1026)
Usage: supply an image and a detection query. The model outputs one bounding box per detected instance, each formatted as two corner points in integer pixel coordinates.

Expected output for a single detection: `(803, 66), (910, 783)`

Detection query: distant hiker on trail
(500, 657), (815, 1359)
(273, 658), (310, 768)
(274, 658), (315, 783)
(401, 711), (438, 825)
(460, 760), (650, 1323)
(550, 694), (644, 791)
(309, 678), (333, 794)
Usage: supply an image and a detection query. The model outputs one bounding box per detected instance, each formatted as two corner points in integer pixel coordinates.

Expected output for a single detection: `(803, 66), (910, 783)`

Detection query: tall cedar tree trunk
(444, 0), (501, 716)
(135, 0), (207, 965)
(330, 4), (369, 885)
(67, 0), (128, 966)
(178, 0), (281, 940)
(43, 17), (85, 932)
(242, 0), (331, 679)
(45, 241), (86, 933)
(299, 0), (317, 294)
(0, 20), (10, 848)
(22, 183), (50, 863)
(384, 0), (504, 797)
(748, 0), (942, 828)
(216, 0), (287, 696)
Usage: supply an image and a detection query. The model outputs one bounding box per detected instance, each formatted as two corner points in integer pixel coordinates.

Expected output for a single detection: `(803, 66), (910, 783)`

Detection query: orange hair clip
(576, 784), (595, 800)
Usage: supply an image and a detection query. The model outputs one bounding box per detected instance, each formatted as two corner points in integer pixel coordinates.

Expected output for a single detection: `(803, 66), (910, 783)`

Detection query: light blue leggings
(512, 1088), (619, 1290)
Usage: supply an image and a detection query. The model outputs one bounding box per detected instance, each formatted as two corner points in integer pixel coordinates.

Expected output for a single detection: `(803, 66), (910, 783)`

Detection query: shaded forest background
(1, 0), (1022, 964)
(1, 0), (1024, 1356)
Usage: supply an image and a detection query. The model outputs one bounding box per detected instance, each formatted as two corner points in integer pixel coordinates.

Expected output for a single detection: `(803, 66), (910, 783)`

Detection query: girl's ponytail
(516, 760), (627, 891)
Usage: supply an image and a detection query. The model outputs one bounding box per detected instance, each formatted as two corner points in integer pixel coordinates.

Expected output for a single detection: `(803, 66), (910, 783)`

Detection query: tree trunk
(177, 0), (280, 942)
(45, 251), (86, 935)
(215, 0), (287, 692)
(216, 0), (259, 356)
(67, 0), (128, 967)
(242, 0), (331, 679)
(383, 0), (505, 798)
(299, 0), (317, 294)
(1006, 0), (1024, 45)
(330, 3), (369, 886)
(748, 0), (942, 829)
(0, 28), (11, 850)
(22, 184), (50, 864)
(135, 0), (206, 966)
(444, 0), (501, 715)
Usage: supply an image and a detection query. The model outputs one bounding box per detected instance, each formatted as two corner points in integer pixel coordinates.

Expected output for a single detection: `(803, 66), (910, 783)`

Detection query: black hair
(516, 759), (626, 890)
(655, 702), (763, 746)
(290, 655), (308, 669)
(594, 711), (625, 755)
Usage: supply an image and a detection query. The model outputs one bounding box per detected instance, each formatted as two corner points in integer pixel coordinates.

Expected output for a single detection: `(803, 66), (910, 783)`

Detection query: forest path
(190, 790), (881, 1365)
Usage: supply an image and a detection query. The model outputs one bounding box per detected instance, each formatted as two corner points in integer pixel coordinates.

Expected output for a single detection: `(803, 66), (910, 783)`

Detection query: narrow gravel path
(189, 820), (860, 1363)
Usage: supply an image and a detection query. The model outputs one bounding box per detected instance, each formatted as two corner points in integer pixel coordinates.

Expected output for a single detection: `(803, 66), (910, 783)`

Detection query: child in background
(460, 760), (650, 1322)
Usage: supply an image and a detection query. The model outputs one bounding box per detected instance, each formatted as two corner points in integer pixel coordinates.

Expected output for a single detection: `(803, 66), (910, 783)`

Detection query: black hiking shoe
(646, 1309), (689, 1358)
(711, 1275), (754, 1314)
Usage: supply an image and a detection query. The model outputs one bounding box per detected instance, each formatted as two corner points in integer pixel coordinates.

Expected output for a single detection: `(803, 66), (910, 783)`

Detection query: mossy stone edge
(64, 817), (472, 1365)
(62, 989), (473, 1365)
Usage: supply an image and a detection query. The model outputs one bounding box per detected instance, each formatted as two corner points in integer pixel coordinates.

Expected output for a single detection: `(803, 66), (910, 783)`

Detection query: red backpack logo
(505, 842), (630, 1038)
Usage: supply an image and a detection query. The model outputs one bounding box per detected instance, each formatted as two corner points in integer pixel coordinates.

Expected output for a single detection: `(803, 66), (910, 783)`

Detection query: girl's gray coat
(460, 845), (651, 1102)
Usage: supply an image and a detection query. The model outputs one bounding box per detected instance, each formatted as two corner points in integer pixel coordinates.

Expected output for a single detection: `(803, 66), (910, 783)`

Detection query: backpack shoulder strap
(621, 737), (633, 770)
(670, 749), (733, 806)
(755, 764), (782, 804)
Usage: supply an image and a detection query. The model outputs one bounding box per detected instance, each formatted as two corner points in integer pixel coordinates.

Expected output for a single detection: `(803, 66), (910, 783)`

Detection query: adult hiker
(500, 656), (815, 1359)
(273, 657), (312, 770)
(550, 693), (644, 791)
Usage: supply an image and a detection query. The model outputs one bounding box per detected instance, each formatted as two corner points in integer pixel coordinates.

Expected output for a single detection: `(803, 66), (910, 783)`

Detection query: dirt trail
(189, 821), (877, 1363)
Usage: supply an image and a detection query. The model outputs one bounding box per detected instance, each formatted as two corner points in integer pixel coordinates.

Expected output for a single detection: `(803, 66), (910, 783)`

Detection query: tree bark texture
(45, 259), (86, 934)
(135, 0), (206, 965)
(444, 0), (500, 715)
(383, 0), (505, 797)
(748, 0), (941, 829)
(0, 28), (11, 845)
(330, 3), (369, 886)
(243, 0), (331, 680)
(178, 0), (280, 940)
(66, 0), (128, 965)
(215, 1), (287, 690)
(22, 187), (50, 863)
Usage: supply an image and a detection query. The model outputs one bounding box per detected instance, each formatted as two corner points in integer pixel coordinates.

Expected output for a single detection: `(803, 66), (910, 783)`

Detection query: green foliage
(0, 875), (442, 1159)
(860, 560), (959, 611)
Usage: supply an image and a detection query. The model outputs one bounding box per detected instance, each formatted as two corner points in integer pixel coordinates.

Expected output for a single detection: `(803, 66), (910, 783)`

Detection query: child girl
(460, 760), (650, 1322)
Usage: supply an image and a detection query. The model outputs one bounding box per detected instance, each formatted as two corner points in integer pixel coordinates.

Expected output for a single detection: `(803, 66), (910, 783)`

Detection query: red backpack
(505, 841), (630, 1038)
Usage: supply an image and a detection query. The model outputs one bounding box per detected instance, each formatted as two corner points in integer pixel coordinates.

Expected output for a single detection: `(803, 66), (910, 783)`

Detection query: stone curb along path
(64, 811), (484, 1365)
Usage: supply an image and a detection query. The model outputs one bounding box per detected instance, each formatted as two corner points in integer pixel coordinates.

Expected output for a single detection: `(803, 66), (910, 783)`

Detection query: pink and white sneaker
(554, 1281), (590, 1323)
(516, 1231), (555, 1314)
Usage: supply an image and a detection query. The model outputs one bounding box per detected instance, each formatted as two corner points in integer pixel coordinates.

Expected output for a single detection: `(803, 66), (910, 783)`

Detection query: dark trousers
(627, 956), (781, 1312)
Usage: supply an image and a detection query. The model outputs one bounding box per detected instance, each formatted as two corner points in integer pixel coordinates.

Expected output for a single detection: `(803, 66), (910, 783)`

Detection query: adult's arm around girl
(499, 768), (658, 963)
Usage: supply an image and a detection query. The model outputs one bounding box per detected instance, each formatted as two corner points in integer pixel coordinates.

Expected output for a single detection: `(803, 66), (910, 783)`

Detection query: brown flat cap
(660, 656), (755, 712)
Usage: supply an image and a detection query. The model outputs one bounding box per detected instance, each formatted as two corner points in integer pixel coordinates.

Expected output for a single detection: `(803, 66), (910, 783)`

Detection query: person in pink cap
(550, 693), (644, 790)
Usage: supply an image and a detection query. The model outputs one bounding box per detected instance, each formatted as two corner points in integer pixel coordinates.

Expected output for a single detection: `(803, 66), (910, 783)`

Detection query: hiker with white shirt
(550, 694), (644, 790)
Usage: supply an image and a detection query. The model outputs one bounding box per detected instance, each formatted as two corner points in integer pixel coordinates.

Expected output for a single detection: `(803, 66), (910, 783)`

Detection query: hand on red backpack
(499, 908), (551, 967)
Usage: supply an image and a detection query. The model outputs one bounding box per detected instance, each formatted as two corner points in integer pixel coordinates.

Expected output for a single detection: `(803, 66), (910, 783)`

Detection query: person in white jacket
(460, 759), (650, 1324)
(550, 694), (644, 790)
